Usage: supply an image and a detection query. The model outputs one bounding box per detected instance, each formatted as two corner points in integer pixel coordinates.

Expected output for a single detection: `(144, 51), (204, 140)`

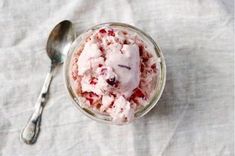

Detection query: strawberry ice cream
(70, 26), (160, 123)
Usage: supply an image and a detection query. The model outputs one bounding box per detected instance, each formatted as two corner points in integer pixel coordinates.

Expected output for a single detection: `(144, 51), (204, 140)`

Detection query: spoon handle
(21, 64), (56, 144)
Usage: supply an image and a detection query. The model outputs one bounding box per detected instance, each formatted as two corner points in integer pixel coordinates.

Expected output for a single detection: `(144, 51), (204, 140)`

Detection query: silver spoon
(21, 20), (75, 144)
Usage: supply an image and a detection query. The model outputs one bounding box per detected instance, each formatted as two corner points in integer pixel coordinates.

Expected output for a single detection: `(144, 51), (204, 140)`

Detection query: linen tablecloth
(0, 0), (234, 155)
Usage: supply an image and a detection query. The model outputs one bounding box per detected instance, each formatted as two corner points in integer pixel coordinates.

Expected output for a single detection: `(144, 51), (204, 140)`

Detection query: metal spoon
(21, 20), (75, 144)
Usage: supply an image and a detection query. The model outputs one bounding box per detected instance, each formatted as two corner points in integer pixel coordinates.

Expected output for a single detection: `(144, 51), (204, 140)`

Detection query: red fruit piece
(132, 88), (145, 98)
(98, 64), (103, 67)
(82, 92), (99, 105)
(89, 77), (97, 85)
(142, 57), (149, 62)
(106, 77), (116, 86)
(151, 64), (157, 73)
(86, 97), (94, 105)
(96, 103), (101, 109)
(113, 80), (120, 88)
(140, 63), (145, 72)
(99, 29), (106, 33)
(139, 45), (144, 56)
(99, 47), (104, 53)
(110, 92), (117, 98)
(123, 40), (128, 44)
(151, 63), (156, 70)
(123, 31), (128, 35)
(109, 101), (114, 108)
(89, 92), (98, 97)
(101, 54), (106, 61)
(108, 30), (115, 36)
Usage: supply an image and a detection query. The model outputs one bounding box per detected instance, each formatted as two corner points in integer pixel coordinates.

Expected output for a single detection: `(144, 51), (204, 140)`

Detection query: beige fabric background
(0, 0), (234, 155)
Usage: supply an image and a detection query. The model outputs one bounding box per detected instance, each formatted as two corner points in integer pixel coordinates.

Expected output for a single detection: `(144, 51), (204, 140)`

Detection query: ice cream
(70, 26), (159, 123)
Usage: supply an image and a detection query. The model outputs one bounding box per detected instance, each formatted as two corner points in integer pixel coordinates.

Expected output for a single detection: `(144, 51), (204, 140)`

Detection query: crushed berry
(109, 101), (114, 108)
(151, 64), (156, 70)
(96, 103), (101, 109)
(123, 40), (128, 44)
(132, 88), (145, 98)
(142, 57), (149, 62)
(72, 74), (77, 80)
(108, 30), (115, 36)
(101, 54), (106, 61)
(86, 97), (93, 105)
(99, 47), (104, 53)
(106, 77), (116, 86)
(139, 45), (144, 56)
(99, 29), (106, 33)
(82, 92), (98, 101)
(151, 63), (157, 73)
(130, 97), (138, 104)
(122, 31), (128, 35)
(89, 77), (97, 85)
(113, 80), (120, 88)
(140, 63), (145, 72)
(90, 92), (98, 97)
(110, 92), (117, 98)
(98, 64), (103, 67)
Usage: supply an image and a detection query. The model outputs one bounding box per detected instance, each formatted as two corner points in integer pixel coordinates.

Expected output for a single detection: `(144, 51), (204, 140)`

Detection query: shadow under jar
(64, 22), (166, 125)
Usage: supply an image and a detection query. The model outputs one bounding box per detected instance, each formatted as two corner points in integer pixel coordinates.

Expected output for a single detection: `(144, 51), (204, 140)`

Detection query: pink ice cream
(70, 26), (159, 123)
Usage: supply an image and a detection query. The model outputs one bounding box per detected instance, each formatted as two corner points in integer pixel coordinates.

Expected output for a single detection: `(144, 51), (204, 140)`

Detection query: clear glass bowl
(64, 22), (166, 124)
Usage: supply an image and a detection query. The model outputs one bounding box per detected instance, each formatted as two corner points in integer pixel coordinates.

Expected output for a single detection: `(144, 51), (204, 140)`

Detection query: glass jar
(64, 22), (166, 124)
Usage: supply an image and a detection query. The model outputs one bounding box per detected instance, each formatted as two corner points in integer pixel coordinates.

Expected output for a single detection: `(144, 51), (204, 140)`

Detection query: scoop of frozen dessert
(105, 43), (140, 97)
(71, 26), (158, 123)
(77, 42), (104, 75)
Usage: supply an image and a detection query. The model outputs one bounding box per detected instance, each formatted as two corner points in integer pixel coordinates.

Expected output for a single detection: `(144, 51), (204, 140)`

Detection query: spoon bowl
(47, 20), (75, 64)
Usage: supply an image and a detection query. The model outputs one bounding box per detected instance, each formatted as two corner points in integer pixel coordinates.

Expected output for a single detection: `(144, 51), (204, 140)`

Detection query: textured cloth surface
(0, 0), (234, 156)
